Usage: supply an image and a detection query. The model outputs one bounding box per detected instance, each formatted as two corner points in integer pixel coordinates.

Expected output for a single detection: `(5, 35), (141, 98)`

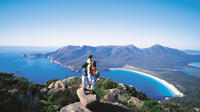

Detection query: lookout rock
(60, 88), (131, 112)
(77, 88), (97, 107)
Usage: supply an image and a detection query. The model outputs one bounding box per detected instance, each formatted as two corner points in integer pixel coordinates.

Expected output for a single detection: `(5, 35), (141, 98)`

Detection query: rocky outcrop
(77, 88), (97, 107)
(42, 77), (80, 95)
(104, 88), (143, 108)
(119, 83), (127, 90)
(47, 80), (66, 95)
(48, 80), (65, 89)
(60, 88), (131, 112)
(104, 89), (122, 102)
(8, 88), (18, 94)
(60, 102), (91, 112)
(40, 88), (48, 93)
(194, 108), (200, 112)
(128, 97), (143, 107)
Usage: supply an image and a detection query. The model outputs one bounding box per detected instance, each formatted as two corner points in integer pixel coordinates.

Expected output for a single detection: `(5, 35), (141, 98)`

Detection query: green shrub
(0, 73), (41, 112)
(141, 100), (165, 112)
(65, 77), (81, 87)
(40, 88), (79, 112)
(40, 100), (51, 105)
(116, 84), (123, 89)
(94, 87), (109, 100)
(127, 102), (137, 111)
(102, 78), (118, 89)
(28, 82), (41, 94)
(0, 72), (14, 77)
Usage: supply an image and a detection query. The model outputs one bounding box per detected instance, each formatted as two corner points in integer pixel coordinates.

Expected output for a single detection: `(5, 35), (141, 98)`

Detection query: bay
(189, 62), (200, 68)
(102, 69), (174, 100)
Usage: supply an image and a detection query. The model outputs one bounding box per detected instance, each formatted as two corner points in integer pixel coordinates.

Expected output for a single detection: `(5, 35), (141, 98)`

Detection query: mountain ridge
(24, 44), (200, 72)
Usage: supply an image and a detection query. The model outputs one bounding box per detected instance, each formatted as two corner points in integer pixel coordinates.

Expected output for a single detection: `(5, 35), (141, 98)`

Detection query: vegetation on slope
(0, 72), (43, 112)
(0, 72), (198, 112)
(40, 89), (79, 112)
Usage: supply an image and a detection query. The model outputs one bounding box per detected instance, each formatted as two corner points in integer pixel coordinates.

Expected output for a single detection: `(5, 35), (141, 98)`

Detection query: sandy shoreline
(109, 68), (184, 97)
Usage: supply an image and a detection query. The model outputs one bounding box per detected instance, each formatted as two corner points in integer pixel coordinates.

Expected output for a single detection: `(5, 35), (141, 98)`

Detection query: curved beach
(109, 68), (184, 97)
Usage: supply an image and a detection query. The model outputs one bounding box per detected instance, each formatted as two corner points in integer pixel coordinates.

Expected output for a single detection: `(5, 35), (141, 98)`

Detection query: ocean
(189, 62), (200, 68)
(179, 62), (200, 75)
(0, 46), (174, 100)
(0, 46), (80, 83)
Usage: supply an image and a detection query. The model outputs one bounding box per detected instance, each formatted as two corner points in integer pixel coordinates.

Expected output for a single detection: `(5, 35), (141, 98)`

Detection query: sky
(0, 0), (200, 50)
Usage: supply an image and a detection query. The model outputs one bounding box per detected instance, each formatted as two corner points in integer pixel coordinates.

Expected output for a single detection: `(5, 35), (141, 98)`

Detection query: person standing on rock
(90, 61), (97, 94)
(87, 54), (93, 83)
(81, 63), (89, 93)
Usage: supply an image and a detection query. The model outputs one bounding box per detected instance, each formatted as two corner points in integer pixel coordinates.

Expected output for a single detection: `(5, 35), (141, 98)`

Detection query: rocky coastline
(22, 53), (111, 72)
(48, 56), (81, 72)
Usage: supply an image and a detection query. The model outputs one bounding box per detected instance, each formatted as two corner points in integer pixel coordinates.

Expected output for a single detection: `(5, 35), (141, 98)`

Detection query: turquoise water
(179, 70), (200, 75)
(180, 62), (200, 75)
(0, 46), (174, 100)
(102, 69), (174, 100)
(189, 62), (200, 68)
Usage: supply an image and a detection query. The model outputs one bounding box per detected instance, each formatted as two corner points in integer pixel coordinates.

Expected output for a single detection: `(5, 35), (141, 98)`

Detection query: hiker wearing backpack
(81, 63), (89, 92)
(90, 61), (97, 94)
(87, 54), (93, 82)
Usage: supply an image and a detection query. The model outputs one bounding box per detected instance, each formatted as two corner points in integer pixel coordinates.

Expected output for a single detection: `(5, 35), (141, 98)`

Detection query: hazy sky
(0, 0), (200, 50)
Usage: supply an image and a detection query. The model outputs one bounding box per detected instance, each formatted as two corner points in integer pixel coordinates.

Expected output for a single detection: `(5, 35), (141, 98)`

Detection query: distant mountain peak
(149, 44), (168, 51)
(127, 44), (137, 48)
(82, 45), (93, 48)
(151, 44), (164, 48)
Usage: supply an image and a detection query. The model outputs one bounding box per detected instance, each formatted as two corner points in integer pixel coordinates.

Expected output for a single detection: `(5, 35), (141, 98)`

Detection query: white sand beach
(109, 68), (184, 97)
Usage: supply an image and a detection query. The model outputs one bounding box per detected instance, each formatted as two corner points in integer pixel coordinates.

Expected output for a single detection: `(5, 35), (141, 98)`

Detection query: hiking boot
(84, 88), (89, 91)
(90, 90), (96, 94)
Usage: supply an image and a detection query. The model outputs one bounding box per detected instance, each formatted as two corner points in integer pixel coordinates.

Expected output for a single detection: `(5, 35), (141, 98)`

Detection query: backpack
(95, 71), (100, 78)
